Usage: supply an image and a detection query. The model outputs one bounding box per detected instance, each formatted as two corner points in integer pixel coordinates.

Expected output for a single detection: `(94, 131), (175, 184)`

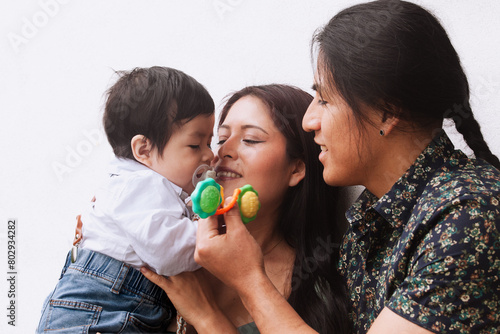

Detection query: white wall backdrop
(1, 0), (499, 332)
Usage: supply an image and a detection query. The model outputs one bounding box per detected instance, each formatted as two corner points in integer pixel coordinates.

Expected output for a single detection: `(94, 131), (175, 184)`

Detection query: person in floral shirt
(141, 1), (499, 333)
(340, 130), (499, 333)
(302, 1), (500, 333)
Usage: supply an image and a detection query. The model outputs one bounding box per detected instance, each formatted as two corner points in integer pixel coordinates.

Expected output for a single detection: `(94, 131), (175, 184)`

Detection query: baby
(37, 66), (214, 333)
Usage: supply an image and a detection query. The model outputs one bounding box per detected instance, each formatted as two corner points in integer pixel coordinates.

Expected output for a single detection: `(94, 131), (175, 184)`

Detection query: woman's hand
(195, 204), (316, 334)
(194, 203), (266, 292)
(141, 268), (236, 333)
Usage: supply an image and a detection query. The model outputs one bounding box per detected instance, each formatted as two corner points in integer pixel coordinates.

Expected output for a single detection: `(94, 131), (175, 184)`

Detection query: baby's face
(150, 114), (215, 194)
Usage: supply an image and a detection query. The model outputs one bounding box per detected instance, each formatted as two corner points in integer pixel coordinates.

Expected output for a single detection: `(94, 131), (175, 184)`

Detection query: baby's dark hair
(103, 66), (214, 159)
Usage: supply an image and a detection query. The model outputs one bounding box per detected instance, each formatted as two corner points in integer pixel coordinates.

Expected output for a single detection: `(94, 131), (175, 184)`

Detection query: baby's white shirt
(79, 157), (200, 276)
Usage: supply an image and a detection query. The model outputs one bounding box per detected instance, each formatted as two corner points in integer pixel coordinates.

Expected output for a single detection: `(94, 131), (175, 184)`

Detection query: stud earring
(379, 130), (385, 136)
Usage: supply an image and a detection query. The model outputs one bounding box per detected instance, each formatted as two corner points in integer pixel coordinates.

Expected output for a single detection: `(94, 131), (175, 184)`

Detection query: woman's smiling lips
(215, 167), (242, 180)
(314, 139), (328, 162)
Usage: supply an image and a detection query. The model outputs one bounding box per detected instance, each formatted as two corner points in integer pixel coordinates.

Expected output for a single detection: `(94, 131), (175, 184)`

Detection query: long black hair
(313, 0), (500, 169)
(219, 85), (351, 333)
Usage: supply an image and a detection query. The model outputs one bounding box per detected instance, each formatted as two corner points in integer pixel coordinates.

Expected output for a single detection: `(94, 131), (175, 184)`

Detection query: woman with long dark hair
(305, 1), (499, 332)
(147, 1), (499, 333)
(144, 84), (351, 333)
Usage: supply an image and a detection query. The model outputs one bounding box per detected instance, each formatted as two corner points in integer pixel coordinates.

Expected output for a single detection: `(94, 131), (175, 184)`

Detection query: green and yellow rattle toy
(190, 167), (260, 223)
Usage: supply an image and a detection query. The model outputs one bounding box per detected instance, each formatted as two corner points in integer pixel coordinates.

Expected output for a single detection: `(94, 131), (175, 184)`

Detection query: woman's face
(215, 96), (301, 213)
(302, 78), (378, 187)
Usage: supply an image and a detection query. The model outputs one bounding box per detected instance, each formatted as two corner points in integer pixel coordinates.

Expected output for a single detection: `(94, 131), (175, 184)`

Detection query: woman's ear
(289, 159), (306, 187)
(380, 114), (401, 136)
(131, 135), (154, 167)
(379, 105), (401, 136)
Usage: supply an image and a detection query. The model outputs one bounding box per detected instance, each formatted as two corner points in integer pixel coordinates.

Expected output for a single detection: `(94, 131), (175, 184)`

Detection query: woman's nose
(217, 138), (237, 160)
(303, 102), (321, 132)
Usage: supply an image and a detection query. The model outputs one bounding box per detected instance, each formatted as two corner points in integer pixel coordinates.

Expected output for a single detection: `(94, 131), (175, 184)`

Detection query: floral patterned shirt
(339, 131), (500, 334)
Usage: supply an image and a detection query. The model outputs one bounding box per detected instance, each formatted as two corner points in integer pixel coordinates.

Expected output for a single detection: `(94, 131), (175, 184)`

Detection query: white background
(1, 0), (499, 332)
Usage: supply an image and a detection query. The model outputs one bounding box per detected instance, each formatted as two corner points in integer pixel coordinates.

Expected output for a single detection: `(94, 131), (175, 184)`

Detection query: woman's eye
(188, 145), (201, 150)
(217, 138), (263, 145)
(318, 99), (328, 105)
(243, 139), (263, 144)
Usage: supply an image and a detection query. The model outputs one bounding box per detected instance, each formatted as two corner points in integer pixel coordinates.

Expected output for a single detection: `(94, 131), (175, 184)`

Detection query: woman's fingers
(195, 202), (264, 291)
(195, 200), (235, 264)
(222, 200), (245, 231)
(140, 267), (171, 290)
(141, 269), (227, 329)
(196, 214), (221, 240)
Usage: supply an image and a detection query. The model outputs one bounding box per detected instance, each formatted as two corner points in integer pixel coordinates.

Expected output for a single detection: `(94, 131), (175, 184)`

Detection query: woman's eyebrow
(242, 124), (268, 134)
(218, 124), (269, 135)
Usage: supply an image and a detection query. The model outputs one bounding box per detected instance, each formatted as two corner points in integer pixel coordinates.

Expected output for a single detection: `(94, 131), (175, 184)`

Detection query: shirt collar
(347, 130), (457, 229)
(345, 189), (379, 233)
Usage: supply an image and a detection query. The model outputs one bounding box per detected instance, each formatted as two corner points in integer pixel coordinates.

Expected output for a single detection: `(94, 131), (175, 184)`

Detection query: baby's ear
(131, 135), (154, 166)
